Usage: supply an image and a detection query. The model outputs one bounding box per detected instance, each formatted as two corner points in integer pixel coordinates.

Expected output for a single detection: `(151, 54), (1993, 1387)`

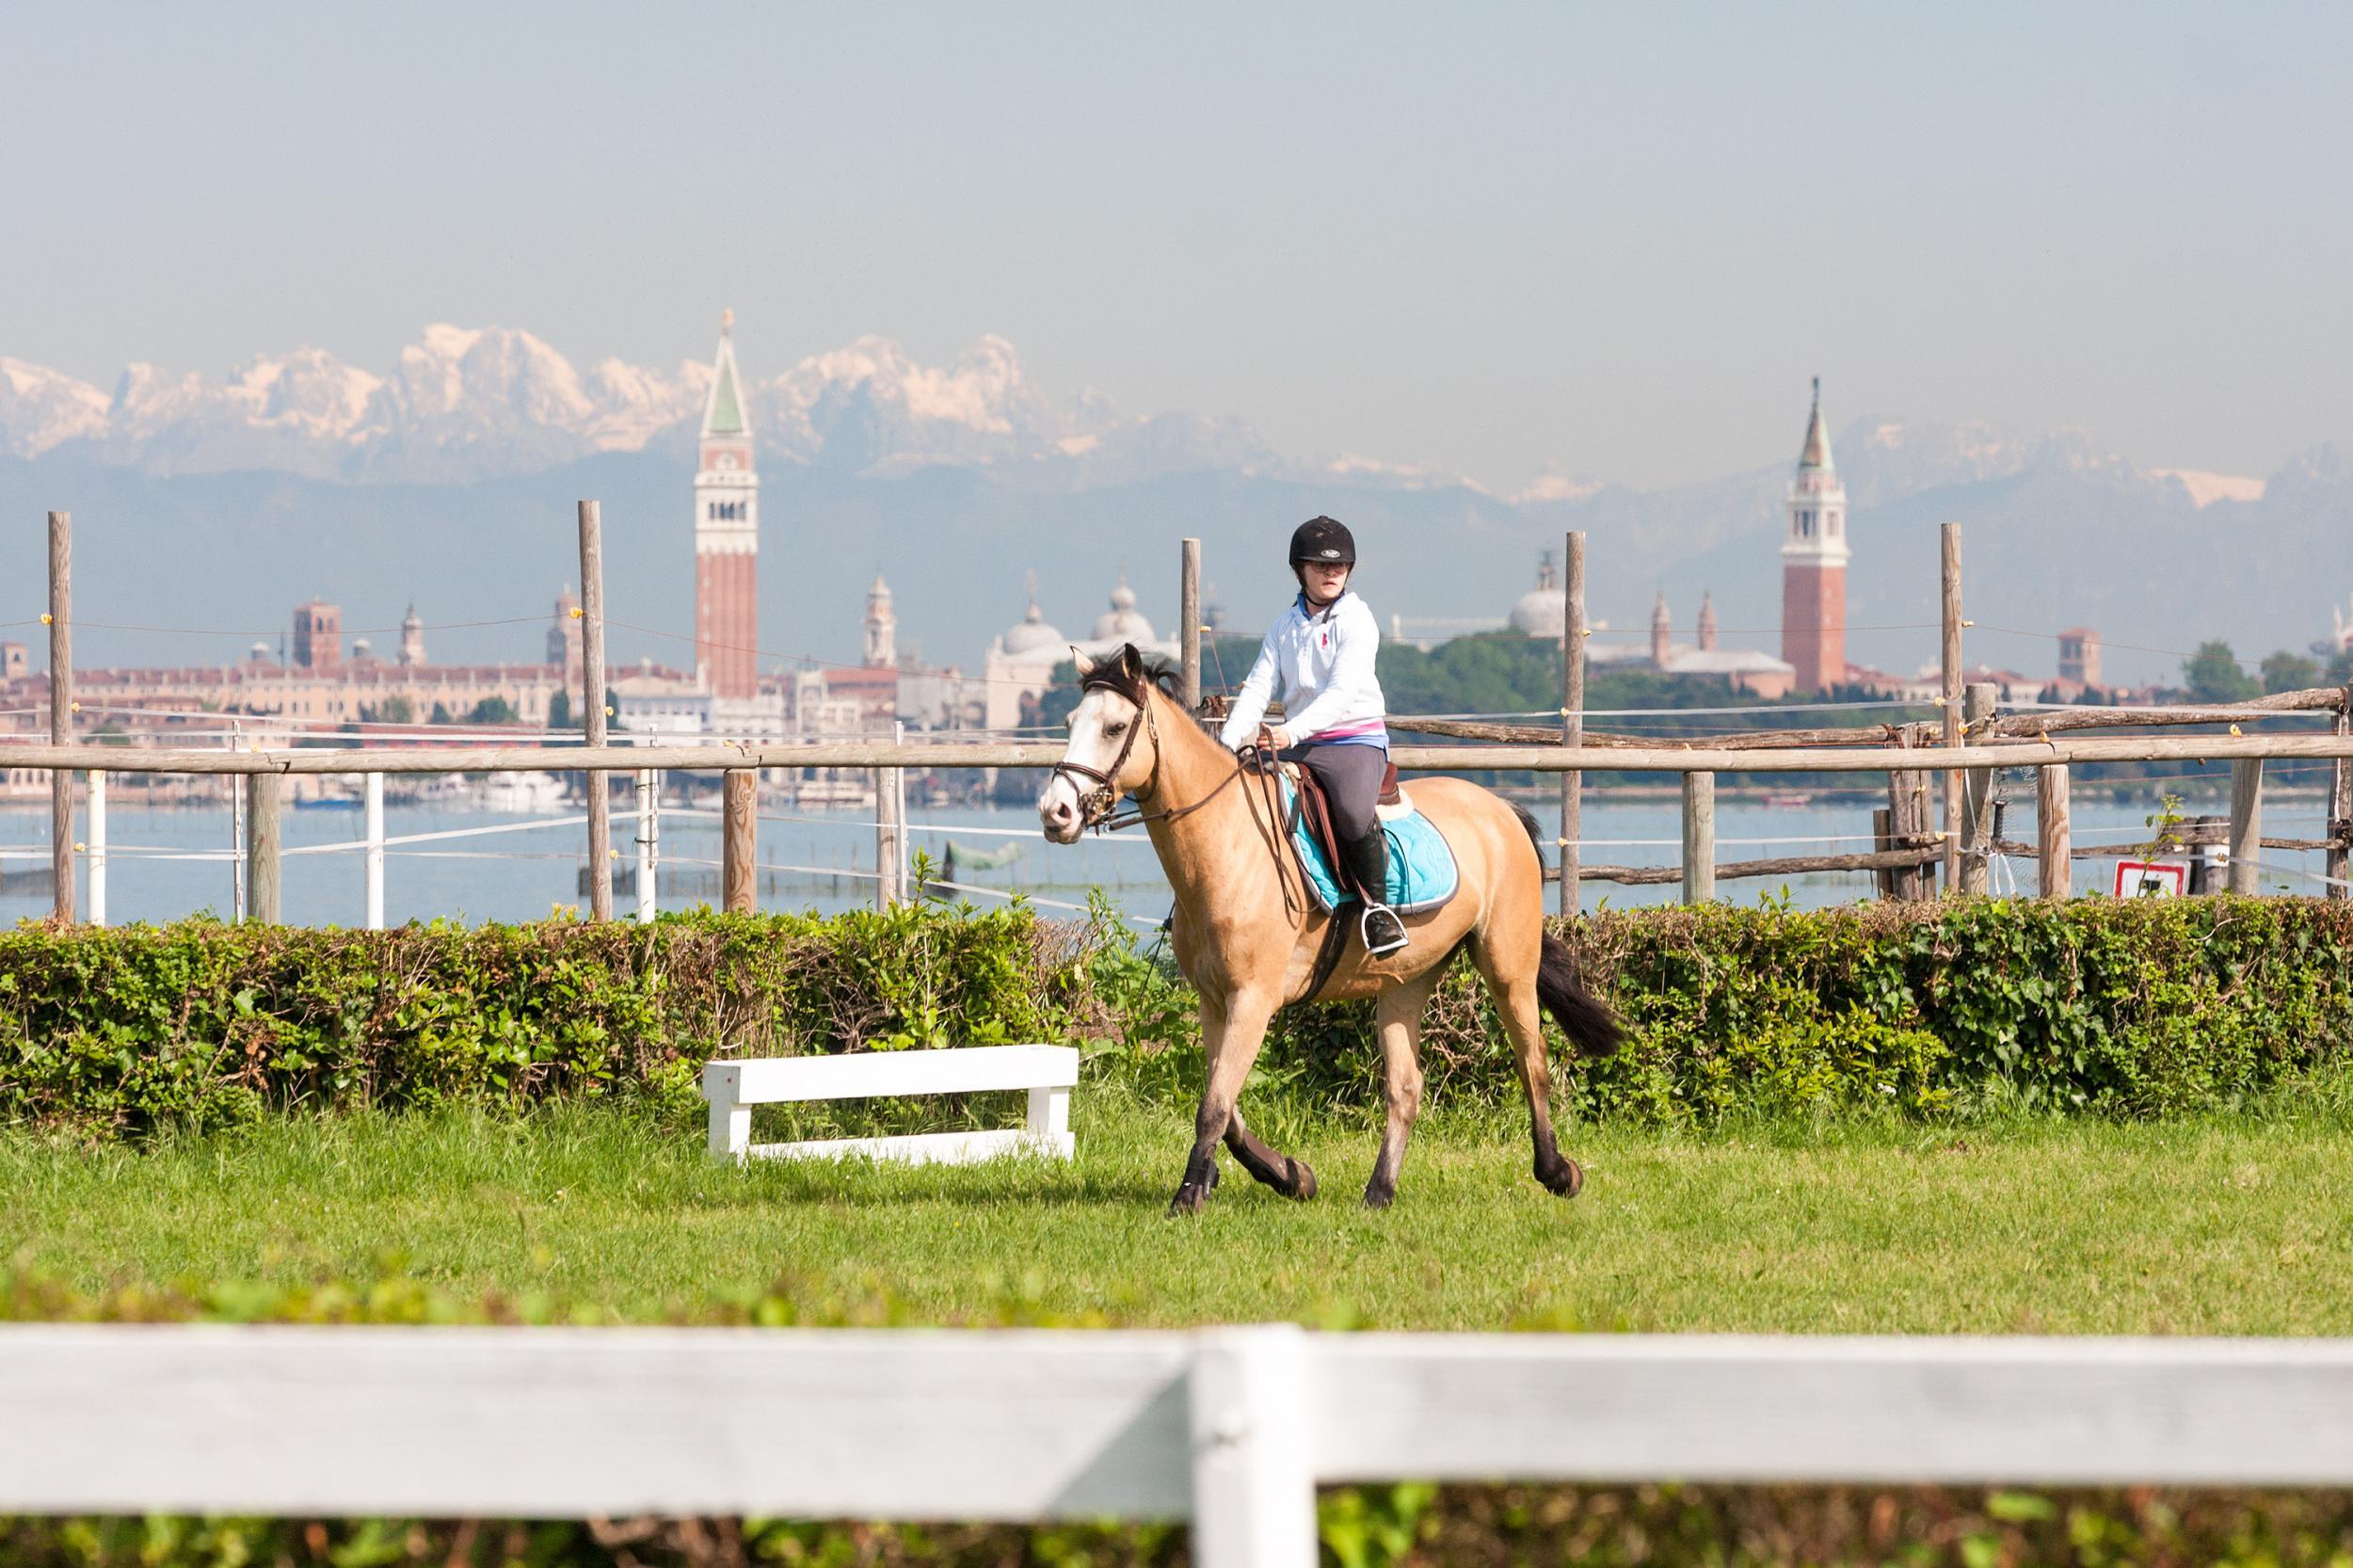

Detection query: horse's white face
(1038, 682), (1149, 844)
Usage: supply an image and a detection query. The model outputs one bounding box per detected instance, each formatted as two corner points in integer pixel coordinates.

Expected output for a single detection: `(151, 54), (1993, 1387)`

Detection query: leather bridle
(1051, 669), (1251, 835)
(1050, 664), (1313, 927)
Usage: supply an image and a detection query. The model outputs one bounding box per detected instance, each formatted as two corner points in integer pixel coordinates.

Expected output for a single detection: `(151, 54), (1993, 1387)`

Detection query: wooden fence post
(1961, 681), (1997, 895)
(1940, 521), (1963, 895)
(1560, 530), (1586, 917)
(48, 510), (73, 922)
(1872, 807), (1897, 900)
(1681, 772), (1715, 904)
(246, 771), (281, 923)
(1179, 537), (1201, 712)
(2038, 763), (2072, 898)
(723, 768), (757, 913)
(2229, 758), (2264, 896)
(578, 500), (613, 920)
(1888, 725), (1932, 901)
(2330, 689), (2350, 902)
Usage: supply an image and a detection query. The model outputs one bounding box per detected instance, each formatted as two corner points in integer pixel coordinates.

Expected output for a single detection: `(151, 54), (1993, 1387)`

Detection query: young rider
(1217, 516), (1409, 956)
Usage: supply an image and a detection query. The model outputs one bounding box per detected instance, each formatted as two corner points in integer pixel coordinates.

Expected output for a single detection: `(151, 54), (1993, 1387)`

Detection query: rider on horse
(1216, 515), (1411, 957)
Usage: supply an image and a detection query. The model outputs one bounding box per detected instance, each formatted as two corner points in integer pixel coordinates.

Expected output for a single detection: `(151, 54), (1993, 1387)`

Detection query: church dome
(1001, 598), (1064, 657)
(1508, 555), (1565, 639)
(1090, 577), (1156, 643)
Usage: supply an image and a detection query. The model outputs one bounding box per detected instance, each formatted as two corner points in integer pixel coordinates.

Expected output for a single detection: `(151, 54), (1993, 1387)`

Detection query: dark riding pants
(1298, 742), (1386, 840)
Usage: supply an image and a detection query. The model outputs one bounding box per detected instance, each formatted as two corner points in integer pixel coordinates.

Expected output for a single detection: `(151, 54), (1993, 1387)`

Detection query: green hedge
(1265, 897), (2353, 1120)
(0, 906), (1104, 1137)
(6, 898), (2352, 1137)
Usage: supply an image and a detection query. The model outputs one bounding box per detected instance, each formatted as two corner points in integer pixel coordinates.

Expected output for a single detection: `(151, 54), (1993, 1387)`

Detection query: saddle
(1263, 738), (1403, 904)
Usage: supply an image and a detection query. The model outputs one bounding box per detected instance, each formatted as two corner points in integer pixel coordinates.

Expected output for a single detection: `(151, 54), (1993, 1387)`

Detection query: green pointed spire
(703, 310), (747, 437)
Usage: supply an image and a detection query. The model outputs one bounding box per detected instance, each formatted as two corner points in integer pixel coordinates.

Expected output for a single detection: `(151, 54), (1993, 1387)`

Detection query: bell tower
(694, 310), (760, 699)
(1780, 377), (1849, 694)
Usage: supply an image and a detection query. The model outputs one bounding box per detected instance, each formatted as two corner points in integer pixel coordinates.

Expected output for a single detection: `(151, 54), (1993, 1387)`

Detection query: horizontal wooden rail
(1394, 687), (2349, 751)
(3, 733), (2351, 776)
(1562, 844), (1944, 886)
(10, 1326), (2353, 1568)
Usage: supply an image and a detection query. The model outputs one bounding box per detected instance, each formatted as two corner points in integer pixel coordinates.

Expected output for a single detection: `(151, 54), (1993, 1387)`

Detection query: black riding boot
(1345, 830), (1409, 955)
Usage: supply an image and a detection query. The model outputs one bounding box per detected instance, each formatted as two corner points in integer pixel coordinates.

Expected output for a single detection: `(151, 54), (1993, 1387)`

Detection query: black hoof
(1362, 1178), (1396, 1210)
(1168, 1159), (1220, 1216)
(1536, 1153), (1584, 1199)
(1286, 1158), (1319, 1202)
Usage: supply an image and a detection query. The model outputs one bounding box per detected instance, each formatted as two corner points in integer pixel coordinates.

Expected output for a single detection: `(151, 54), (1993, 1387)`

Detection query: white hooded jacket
(1216, 590), (1387, 750)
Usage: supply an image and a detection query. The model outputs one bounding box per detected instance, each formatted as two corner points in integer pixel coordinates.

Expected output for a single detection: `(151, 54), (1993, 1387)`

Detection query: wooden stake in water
(1560, 530), (1586, 918)
(1180, 537), (1202, 712)
(48, 510), (73, 922)
(2331, 690), (2350, 902)
(1940, 522), (1963, 894)
(578, 500), (613, 920)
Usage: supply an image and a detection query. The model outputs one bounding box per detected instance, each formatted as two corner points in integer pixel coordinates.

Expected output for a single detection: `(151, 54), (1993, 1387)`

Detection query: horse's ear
(1071, 647), (1097, 679)
(1119, 642), (1144, 678)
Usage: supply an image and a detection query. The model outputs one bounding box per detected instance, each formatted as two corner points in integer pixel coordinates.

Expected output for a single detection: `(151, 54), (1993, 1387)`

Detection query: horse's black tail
(1538, 931), (1624, 1057)
(1510, 802), (1625, 1058)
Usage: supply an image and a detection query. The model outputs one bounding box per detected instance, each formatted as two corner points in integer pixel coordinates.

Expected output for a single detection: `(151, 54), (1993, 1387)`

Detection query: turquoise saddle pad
(1283, 778), (1460, 915)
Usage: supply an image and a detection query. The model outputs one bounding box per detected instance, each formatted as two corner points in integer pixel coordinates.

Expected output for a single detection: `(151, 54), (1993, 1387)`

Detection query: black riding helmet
(1288, 515), (1356, 568)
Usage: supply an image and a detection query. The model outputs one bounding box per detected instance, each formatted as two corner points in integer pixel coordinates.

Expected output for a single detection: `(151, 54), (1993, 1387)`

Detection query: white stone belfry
(1783, 376), (1849, 568)
(864, 571), (897, 668)
(695, 310), (760, 700)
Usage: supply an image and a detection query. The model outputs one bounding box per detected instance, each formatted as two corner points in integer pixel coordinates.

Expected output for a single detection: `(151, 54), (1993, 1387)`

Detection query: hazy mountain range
(3, 327), (2346, 686)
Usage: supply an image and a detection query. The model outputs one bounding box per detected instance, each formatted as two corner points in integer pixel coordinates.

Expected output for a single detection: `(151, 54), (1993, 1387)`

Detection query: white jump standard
(700, 1045), (1078, 1165)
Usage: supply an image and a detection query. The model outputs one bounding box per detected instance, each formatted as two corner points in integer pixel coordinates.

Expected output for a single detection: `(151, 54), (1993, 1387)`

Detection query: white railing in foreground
(8, 1327), (2353, 1568)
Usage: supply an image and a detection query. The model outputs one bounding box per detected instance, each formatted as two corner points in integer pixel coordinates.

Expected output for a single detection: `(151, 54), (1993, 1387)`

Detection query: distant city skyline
(6, 3), (2351, 491)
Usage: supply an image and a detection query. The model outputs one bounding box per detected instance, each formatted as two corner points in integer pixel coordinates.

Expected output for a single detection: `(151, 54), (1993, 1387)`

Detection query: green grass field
(10, 1085), (2353, 1334)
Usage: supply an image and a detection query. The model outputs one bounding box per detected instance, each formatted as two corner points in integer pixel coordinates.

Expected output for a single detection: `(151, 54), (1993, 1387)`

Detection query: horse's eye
(1103, 722), (1128, 738)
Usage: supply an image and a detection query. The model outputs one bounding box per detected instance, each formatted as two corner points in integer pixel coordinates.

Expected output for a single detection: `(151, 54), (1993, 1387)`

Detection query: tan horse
(1039, 644), (1623, 1213)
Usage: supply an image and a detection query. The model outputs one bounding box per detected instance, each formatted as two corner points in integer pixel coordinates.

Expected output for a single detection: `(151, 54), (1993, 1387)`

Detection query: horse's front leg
(1171, 986), (1278, 1215)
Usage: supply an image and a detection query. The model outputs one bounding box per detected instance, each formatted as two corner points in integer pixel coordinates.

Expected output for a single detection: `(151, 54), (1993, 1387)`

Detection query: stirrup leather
(1359, 901), (1409, 956)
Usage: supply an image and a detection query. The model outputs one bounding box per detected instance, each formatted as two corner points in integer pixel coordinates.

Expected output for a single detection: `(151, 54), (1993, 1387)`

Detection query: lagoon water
(1, 785), (2339, 930)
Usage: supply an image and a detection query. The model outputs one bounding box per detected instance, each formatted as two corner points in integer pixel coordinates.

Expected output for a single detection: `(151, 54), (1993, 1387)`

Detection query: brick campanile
(694, 311), (760, 699)
(1779, 377), (1849, 694)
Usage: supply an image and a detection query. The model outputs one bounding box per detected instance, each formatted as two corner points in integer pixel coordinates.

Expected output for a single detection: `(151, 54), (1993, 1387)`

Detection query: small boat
(294, 794), (363, 811)
(472, 771), (570, 813)
(1760, 791), (1816, 808)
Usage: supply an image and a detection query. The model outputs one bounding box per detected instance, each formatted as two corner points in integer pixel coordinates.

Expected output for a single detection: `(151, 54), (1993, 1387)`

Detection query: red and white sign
(2113, 860), (2187, 899)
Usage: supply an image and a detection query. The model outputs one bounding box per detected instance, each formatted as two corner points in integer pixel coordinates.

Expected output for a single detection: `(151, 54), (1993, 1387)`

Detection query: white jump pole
(635, 765), (659, 923)
(87, 769), (105, 927)
(363, 772), (385, 931)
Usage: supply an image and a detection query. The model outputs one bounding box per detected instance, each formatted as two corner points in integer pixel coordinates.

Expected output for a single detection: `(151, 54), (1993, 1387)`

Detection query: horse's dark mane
(1077, 643), (1185, 711)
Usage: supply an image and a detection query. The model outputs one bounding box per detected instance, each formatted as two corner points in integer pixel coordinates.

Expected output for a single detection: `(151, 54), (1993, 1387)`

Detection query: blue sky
(6, 1), (2348, 489)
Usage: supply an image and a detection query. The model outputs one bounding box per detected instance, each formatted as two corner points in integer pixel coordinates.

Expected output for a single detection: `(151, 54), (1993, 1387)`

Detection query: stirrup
(1360, 902), (1409, 956)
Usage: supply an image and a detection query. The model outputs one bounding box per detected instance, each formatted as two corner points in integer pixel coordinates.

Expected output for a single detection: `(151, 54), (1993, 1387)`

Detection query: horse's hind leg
(1224, 1111), (1317, 1201)
(1470, 936), (1583, 1199)
(1365, 971), (1439, 1208)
